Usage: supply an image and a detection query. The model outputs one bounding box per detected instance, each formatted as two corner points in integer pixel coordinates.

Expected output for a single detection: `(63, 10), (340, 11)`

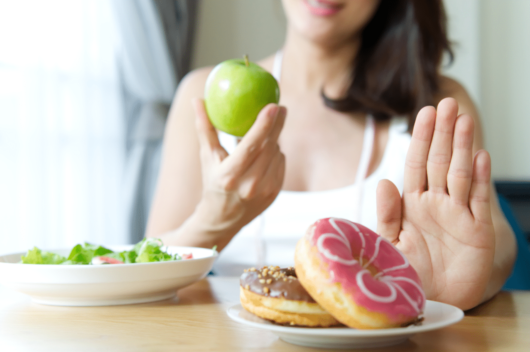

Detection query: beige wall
(443, 0), (530, 180)
(480, 0), (530, 180)
(191, 0), (286, 69)
(191, 0), (530, 180)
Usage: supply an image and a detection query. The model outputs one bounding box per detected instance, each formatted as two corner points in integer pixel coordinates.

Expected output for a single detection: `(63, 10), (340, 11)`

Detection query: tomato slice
(95, 256), (124, 264)
(181, 253), (193, 260)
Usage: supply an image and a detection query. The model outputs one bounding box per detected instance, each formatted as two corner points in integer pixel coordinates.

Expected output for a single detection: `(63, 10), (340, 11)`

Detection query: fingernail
(268, 105), (280, 119)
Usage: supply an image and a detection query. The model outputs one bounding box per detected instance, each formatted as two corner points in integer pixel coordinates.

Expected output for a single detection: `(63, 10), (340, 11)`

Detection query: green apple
(204, 55), (280, 137)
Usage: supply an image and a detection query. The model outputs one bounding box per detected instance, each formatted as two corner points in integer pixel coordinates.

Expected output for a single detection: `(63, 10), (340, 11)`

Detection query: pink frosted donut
(294, 217), (425, 329)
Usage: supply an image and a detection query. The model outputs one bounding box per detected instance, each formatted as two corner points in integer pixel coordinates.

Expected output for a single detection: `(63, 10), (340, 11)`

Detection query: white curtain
(111, 0), (177, 243)
(111, 0), (198, 243)
(0, 0), (127, 254)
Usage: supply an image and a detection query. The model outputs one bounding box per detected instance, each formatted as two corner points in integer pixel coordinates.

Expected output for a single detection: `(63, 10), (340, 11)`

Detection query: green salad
(20, 238), (199, 265)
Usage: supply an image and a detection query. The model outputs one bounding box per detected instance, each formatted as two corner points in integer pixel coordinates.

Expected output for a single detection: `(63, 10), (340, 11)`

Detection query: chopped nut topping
(283, 278), (287, 282)
(263, 287), (270, 294)
(259, 279), (265, 284)
(262, 269), (268, 276)
(250, 267), (256, 272)
(258, 274), (261, 278)
(266, 279), (272, 284)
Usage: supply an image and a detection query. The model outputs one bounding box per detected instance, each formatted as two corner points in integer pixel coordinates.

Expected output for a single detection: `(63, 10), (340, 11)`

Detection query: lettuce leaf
(20, 238), (179, 265)
(21, 247), (67, 264)
(103, 250), (137, 264)
(134, 238), (175, 263)
(67, 243), (114, 264)
(42, 251), (67, 264)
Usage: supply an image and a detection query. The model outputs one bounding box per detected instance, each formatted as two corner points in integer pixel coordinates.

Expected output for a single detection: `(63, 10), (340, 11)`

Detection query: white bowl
(0, 246), (217, 306)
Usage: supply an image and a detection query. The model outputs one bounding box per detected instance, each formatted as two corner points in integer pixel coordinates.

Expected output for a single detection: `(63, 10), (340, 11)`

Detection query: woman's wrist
(158, 199), (243, 250)
(482, 228), (517, 304)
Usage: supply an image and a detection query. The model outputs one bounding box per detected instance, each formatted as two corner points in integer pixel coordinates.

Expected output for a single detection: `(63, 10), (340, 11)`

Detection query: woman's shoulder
(176, 66), (215, 99)
(257, 54), (276, 73)
(436, 75), (484, 149)
(436, 75), (477, 112)
(438, 75), (466, 95)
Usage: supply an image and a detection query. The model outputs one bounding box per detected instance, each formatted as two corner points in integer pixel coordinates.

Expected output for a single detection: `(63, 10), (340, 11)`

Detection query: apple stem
(244, 54), (249, 67)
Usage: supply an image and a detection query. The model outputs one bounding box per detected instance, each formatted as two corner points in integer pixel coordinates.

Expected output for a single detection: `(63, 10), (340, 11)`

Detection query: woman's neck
(281, 27), (360, 96)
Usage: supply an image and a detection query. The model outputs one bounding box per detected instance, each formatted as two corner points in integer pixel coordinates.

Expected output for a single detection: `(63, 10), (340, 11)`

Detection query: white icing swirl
(383, 276), (426, 312)
(316, 218), (424, 312)
(316, 234), (358, 266)
(356, 270), (397, 303)
(363, 236), (382, 268)
(330, 218), (366, 265)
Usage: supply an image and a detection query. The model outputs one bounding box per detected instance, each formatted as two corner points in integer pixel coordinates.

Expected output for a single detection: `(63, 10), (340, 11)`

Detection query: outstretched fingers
(404, 106), (436, 194)
(376, 179), (402, 244)
(447, 114), (474, 206)
(469, 150), (493, 224)
(426, 98), (459, 193)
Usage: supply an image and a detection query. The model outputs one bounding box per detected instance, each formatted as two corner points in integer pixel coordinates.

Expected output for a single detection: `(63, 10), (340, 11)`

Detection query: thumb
(376, 179), (402, 245)
(193, 98), (228, 161)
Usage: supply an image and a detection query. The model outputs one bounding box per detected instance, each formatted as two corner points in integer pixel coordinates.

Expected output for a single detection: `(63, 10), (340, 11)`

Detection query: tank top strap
(272, 50), (283, 81)
(354, 115), (375, 184)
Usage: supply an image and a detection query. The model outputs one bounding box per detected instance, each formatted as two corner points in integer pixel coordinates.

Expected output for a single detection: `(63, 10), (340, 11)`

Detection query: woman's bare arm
(145, 68), (211, 239)
(145, 67), (287, 251)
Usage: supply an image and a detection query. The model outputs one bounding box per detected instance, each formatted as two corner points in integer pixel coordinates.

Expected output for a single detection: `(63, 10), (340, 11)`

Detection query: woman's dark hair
(323, 0), (453, 129)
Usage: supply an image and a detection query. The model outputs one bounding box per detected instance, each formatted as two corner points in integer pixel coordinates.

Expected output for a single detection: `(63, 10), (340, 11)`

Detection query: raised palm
(376, 98), (495, 310)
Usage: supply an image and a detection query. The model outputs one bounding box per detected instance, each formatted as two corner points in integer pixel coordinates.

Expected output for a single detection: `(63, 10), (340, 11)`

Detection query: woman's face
(282, 0), (381, 46)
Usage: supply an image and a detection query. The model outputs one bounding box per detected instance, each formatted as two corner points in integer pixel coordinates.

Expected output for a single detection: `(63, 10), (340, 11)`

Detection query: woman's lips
(303, 0), (344, 16)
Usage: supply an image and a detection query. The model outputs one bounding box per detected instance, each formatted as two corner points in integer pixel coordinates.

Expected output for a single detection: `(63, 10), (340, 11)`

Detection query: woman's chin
(293, 26), (352, 48)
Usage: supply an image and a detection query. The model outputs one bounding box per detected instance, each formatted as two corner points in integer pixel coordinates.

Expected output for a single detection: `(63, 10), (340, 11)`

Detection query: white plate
(0, 246), (217, 306)
(227, 301), (463, 349)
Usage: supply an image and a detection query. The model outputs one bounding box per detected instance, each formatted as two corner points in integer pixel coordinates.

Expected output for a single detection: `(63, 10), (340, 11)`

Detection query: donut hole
(356, 256), (380, 278)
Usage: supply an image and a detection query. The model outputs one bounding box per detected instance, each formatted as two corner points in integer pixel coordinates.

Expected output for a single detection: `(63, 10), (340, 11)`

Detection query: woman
(146, 0), (516, 310)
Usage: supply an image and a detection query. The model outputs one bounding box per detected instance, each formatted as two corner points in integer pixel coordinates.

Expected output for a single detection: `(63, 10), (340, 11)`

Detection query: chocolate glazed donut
(240, 266), (340, 327)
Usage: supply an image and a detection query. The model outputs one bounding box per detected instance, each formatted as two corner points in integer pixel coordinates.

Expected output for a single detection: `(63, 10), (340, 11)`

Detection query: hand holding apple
(204, 55), (280, 137)
(190, 99), (287, 250)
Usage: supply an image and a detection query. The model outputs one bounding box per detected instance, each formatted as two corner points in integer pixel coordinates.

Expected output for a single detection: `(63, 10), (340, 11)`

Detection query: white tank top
(214, 51), (411, 276)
